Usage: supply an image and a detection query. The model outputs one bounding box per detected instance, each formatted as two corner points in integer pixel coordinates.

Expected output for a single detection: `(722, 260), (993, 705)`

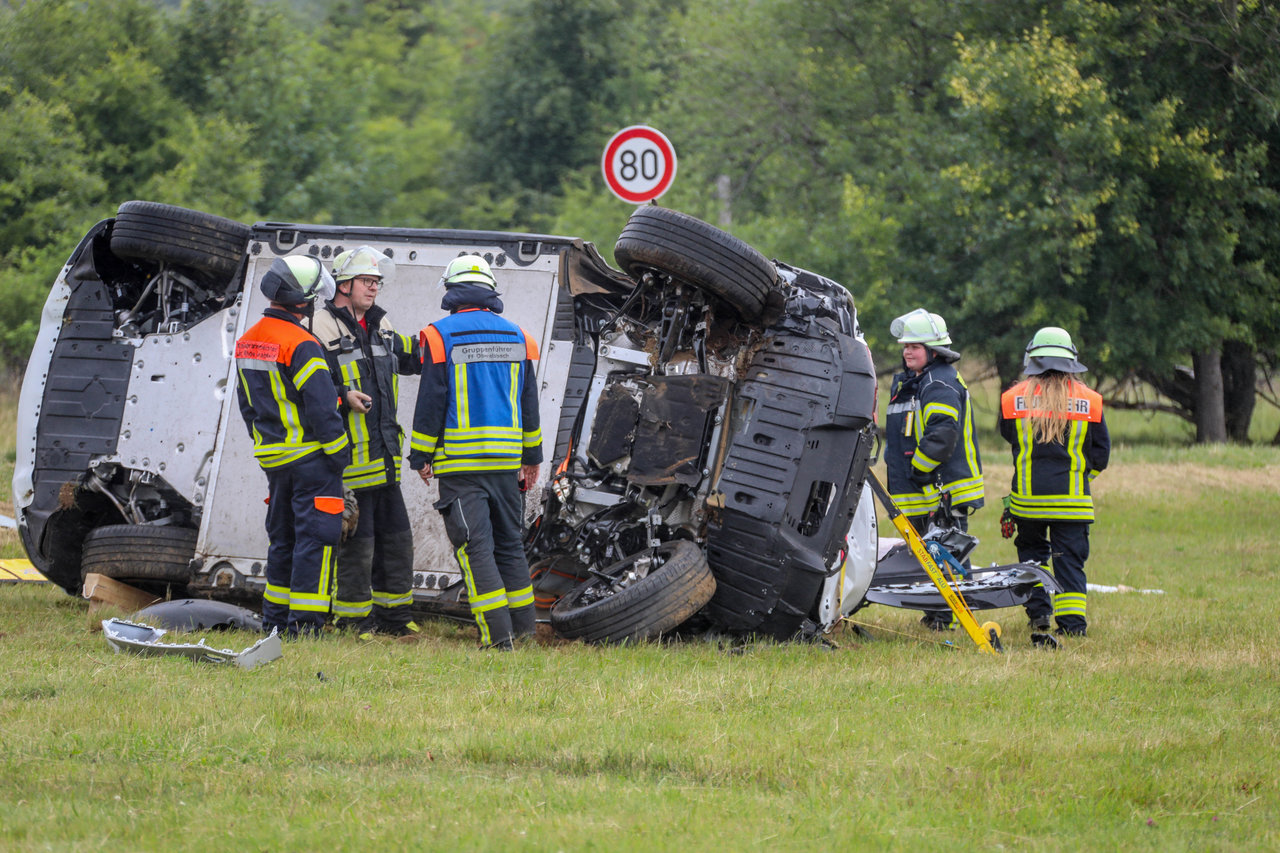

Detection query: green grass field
(2, 380), (1279, 851)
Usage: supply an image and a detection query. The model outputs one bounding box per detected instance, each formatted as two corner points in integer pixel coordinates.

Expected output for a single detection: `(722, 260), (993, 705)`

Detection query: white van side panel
(195, 244), (568, 599)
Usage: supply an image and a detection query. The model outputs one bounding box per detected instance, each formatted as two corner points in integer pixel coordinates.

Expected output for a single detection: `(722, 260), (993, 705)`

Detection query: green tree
(941, 3), (1280, 442)
(460, 0), (677, 229)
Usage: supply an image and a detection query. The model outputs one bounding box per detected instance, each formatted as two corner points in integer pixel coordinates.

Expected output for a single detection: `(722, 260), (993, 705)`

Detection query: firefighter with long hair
(998, 327), (1110, 637)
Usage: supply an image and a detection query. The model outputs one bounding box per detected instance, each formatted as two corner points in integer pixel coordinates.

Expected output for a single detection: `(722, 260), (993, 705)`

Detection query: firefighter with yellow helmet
(235, 255), (348, 638)
(311, 246), (422, 639)
(884, 308), (985, 630)
(998, 327), (1110, 637)
(409, 255), (543, 650)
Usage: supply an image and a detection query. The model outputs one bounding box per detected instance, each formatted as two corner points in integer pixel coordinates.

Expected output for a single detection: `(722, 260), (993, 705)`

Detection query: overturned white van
(14, 202), (881, 641)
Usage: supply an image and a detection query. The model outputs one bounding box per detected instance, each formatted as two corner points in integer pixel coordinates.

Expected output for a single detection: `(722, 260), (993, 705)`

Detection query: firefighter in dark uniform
(235, 255), (349, 637)
(311, 246), (422, 639)
(998, 327), (1110, 637)
(409, 255), (543, 651)
(884, 309), (984, 630)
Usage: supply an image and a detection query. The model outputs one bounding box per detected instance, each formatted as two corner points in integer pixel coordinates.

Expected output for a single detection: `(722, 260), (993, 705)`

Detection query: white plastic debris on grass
(1086, 583), (1165, 594)
(101, 618), (282, 669)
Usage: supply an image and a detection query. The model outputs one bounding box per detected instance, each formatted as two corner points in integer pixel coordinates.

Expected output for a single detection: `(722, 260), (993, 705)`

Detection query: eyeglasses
(351, 276), (382, 289)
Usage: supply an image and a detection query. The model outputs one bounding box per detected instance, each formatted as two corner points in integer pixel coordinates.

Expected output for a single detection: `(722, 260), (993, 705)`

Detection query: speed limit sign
(601, 126), (677, 203)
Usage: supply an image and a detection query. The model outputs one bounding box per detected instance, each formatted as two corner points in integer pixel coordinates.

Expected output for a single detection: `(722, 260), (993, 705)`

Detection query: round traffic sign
(601, 126), (677, 203)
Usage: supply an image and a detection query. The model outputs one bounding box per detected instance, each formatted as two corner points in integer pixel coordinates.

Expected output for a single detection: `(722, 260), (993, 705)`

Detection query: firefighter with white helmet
(235, 254), (348, 637)
(884, 308), (985, 631)
(999, 327), (1110, 638)
(310, 245), (423, 640)
(409, 254), (543, 650)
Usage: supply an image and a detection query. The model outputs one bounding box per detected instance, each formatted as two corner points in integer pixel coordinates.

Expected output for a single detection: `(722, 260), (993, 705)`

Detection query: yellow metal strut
(867, 472), (1002, 654)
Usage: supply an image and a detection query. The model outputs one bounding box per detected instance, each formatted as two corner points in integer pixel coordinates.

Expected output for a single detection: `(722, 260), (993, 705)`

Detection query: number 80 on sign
(601, 126), (677, 204)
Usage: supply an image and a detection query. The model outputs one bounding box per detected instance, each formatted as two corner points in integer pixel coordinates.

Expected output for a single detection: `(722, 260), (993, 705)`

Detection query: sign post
(601, 126), (677, 204)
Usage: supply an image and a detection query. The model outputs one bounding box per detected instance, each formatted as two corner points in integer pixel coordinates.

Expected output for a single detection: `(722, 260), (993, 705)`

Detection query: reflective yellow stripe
(294, 356), (329, 389)
(507, 585), (534, 608)
(890, 489), (939, 517)
(455, 363), (469, 430)
(471, 588), (509, 612)
(913, 449), (940, 469)
(332, 599), (372, 617)
(255, 445), (322, 468)
(948, 474), (984, 504)
(321, 434), (350, 455)
(444, 426), (523, 439)
(432, 458), (523, 475)
(373, 591), (412, 608)
(344, 461), (389, 490)
(1015, 418), (1034, 495)
(509, 362), (520, 427)
(410, 431), (438, 454)
(438, 439), (523, 456)
(921, 401), (959, 422)
(291, 593), (331, 613)
(456, 542), (490, 646)
(1010, 493), (1095, 521)
(264, 583), (290, 605)
(1067, 420), (1088, 497)
(1054, 591), (1087, 618)
(267, 369), (305, 447)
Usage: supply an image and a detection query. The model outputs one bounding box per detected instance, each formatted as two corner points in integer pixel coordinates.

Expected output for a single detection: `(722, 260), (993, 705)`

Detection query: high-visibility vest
(235, 309), (349, 470)
(409, 308), (543, 476)
(999, 378), (1109, 522)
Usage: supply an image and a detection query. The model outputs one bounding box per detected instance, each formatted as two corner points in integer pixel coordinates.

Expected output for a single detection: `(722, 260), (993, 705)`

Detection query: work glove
(1000, 495), (1015, 539)
(341, 487), (360, 542)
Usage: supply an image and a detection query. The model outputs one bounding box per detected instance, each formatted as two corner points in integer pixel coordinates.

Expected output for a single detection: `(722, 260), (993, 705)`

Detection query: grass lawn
(2, 379), (1278, 850)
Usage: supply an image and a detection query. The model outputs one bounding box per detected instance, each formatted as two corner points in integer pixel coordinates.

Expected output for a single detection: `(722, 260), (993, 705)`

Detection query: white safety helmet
(332, 245), (395, 286)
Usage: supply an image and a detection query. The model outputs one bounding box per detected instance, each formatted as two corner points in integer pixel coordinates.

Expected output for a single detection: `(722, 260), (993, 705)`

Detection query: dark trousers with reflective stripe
(1015, 518), (1090, 632)
(435, 471), (535, 647)
(334, 483), (414, 631)
(263, 454), (344, 636)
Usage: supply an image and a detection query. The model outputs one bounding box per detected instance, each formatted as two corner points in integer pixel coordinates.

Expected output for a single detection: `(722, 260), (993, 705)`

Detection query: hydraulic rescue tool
(867, 472), (1003, 654)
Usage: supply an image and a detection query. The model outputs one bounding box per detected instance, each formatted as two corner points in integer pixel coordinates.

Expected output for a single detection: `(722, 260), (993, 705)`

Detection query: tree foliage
(1, 0), (1279, 440)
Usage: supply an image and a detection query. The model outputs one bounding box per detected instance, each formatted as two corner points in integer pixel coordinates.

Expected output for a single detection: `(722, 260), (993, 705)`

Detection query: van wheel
(613, 206), (777, 320)
(549, 539), (716, 643)
(80, 524), (197, 585)
(110, 201), (251, 281)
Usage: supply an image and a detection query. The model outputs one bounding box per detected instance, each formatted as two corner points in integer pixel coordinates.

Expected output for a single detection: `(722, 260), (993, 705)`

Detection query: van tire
(80, 524), (197, 585)
(613, 206), (777, 319)
(550, 539), (715, 643)
(110, 201), (251, 281)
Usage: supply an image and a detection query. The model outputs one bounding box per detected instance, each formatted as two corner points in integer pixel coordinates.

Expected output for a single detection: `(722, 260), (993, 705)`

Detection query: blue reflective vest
(409, 308), (543, 476)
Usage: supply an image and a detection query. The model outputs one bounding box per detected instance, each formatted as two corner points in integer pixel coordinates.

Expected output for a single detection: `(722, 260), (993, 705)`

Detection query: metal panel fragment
(101, 618), (281, 669)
